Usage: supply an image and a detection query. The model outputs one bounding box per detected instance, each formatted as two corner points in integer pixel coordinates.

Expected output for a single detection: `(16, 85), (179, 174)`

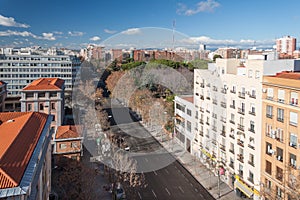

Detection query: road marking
(190, 183), (193, 187)
(145, 158), (149, 162)
(165, 169), (169, 174)
(138, 192), (142, 199)
(152, 189), (157, 198)
(185, 177), (189, 182)
(153, 171), (157, 176)
(178, 186), (184, 193)
(165, 187), (171, 195)
(195, 188), (198, 192)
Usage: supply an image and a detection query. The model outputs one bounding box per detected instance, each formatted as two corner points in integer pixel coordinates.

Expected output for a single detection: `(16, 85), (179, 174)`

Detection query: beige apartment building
(261, 71), (300, 200)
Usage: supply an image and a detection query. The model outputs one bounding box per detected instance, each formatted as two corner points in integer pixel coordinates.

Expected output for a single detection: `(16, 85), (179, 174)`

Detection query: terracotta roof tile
(0, 112), (48, 189)
(55, 125), (82, 139)
(22, 78), (64, 91)
(275, 71), (300, 79)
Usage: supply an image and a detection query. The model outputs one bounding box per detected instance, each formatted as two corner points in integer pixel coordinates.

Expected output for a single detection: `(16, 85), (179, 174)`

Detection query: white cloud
(53, 31), (63, 35)
(177, 0), (220, 16)
(0, 14), (30, 28)
(90, 36), (101, 41)
(104, 29), (117, 34)
(121, 28), (141, 35)
(0, 30), (56, 41)
(68, 31), (84, 36)
(42, 32), (56, 40)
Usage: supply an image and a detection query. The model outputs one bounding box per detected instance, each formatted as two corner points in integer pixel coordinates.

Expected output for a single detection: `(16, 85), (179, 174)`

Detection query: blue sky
(0, 0), (300, 49)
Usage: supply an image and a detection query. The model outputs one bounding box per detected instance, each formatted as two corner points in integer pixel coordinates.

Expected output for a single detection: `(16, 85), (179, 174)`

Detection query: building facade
(0, 81), (7, 112)
(174, 95), (195, 153)
(261, 72), (300, 200)
(276, 36), (296, 59)
(20, 78), (65, 130)
(0, 112), (53, 200)
(53, 125), (84, 162)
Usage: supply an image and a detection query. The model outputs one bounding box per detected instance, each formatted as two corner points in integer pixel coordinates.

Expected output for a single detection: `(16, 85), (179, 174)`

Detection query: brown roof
(0, 112), (48, 189)
(22, 78), (64, 91)
(55, 125), (82, 139)
(182, 96), (194, 104)
(274, 71), (300, 79)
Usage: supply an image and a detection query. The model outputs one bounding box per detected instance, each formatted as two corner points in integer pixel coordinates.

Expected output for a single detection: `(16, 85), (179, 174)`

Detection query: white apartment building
(174, 95), (195, 153)
(0, 47), (81, 111)
(193, 58), (300, 199)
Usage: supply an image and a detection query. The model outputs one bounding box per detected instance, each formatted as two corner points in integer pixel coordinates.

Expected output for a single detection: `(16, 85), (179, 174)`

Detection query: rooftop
(22, 78), (64, 91)
(274, 71), (300, 79)
(55, 125), (82, 139)
(0, 112), (49, 189)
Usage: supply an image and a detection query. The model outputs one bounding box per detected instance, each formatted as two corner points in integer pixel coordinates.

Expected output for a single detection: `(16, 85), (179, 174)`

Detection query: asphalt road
(105, 99), (215, 200)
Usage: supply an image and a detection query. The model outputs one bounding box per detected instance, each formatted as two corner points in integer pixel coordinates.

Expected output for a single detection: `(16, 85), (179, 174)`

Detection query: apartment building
(0, 112), (53, 199)
(261, 71), (300, 200)
(0, 48), (80, 111)
(53, 125), (84, 162)
(20, 78), (65, 130)
(174, 95), (195, 153)
(193, 58), (300, 199)
(276, 36), (296, 59)
(0, 81), (7, 112)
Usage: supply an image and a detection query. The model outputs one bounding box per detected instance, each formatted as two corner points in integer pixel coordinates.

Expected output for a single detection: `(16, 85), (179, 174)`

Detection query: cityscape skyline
(1, 0), (300, 49)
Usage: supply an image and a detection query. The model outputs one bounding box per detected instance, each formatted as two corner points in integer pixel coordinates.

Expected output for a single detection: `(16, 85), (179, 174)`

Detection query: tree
(213, 54), (222, 61)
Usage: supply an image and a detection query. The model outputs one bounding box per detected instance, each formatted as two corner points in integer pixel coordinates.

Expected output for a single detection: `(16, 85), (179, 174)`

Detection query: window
(290, 153), (297, 168)
(250, 103), (255, 115)
(26, 92), (34, 98)
(187, 121), (191, 132)
(248, 70), (253, 78)
(51, 102), (56, 110)
(266, 105), (273, 118)
(27, 104), (32, 111)
(52, 115), (55, 122)
(276, 147), (283, 162)
(290, 92), (298, 106)
(255, 70), (260, 79)
(266, 160), (272, 175)
(239, 164), (243, 177)
(289, 133), (297, 148)
(39, 103), (44, 111)
(276, 167), (283, 181)
(60, 143), (67, 149)
(248, 171), (254, 183)
(278, 89), (285, 103)
(265, 179), (271, 192)
(267, 88), (274, 100)
(276, 186), (282, 198)
(277, 108), (284, 122)
(195, 111), (198, 119)
(176, 103), (185, 112)
(71, 142), (78, 148)
(276, 128), (283, 142)
(249, 153), (254, 166)
(266, 142), (273, 155)
(249, 121), (255, 132)
(289, 112), (298, 126)
(38, 92), (45, 98)
(187, 109), (192, 116)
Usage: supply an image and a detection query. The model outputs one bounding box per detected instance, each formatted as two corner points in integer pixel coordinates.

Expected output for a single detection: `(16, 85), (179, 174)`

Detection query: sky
(0, 0), (300, 49)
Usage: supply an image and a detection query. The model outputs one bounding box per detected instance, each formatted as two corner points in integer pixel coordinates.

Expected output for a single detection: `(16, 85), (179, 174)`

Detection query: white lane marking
(152, 189), (157, 198)
(195, 188), (198, 192)
(165, 169), (169, 174)
(138, 191), (142, 199)
(165, 187), (171, 196)
(153, 171), (158, 176)
(178, 186), (184, 193)
(145, 158), (149, 162)
(190, 183), (193, 187)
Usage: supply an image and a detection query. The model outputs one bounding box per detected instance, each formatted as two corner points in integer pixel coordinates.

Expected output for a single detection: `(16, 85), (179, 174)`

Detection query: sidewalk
(144, 123), (242, 200)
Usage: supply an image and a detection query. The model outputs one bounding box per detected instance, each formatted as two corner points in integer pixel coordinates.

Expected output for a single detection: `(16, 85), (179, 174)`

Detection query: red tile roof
(182, 96), (194, 104)
(22, 78), (64, 91)
(0, 112), (48, 189)
(55, 125), (82, 139)
(0, 81), (6, 86)
(275, 71), (300, 79)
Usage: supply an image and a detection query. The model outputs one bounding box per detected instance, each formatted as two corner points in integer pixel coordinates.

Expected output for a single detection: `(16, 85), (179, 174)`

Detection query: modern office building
(0, 112), (53, 199)
(20, 78), (65, 130)
(0, 80), (7, 112)
(174, 95), (195, 153)
(261, 71), (300, 200)
(0, 47), (80, 110)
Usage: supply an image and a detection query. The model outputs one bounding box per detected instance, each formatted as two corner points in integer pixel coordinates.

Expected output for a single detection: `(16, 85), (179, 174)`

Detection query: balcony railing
(237, 139), (244, 147)
(212, 126), (217, 132)
(249, 93), (256, 99)
(220, 144), (226, 151)
(248, 144), (255, 150)
(230, 89), (236, 94)
(199, 119), (204, 125)
(221, 101), (226, 108)
(229, 119), (235, 124)
(213, 86), (218, 92)
(200, 95), (204, 100)
(248, 160), (255, 167)
(229, 134), (235, 139)
(220, 116), (226, 123)
(238, 108), (245, 115)
(220, 130), (226, 137)
(238, 92), (245, 99)
(199, 131), (204, 136)
(237, 154), (244, 163)
(266, 113), (273, 119)
(200, 107), (204, 112)
(229, 163), (234, 169)
(248, 127), (255, 133)
(221, 88), (227, 94)
(229, 149), (235, 154)
(237, 124), (244, 131)
(200, 83), (205, 88)
(249, 110), (256, 116)
(212, 99), (217, 105)
(230, 104), (235, 109)
(212, 139), (217, 145)
(277, 117), (284, 123)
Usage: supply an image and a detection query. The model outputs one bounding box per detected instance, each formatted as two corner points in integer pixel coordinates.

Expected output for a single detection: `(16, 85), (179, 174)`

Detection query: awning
(234, 180), (253, 198)
(200, 148), (216, 161)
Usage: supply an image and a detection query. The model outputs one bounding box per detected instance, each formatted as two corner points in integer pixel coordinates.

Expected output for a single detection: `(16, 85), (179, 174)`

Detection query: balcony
(249, 110), (256, 116)
(290, 100), (298, 107)
(248, 144), (255, 150)
(220, 116), (226, 123)
(220, 130), (226, 137)
(277, 117), (284, 123)
(229, 119), (235, 124)
(200, 83), (205, 88)
(266, 113), (273, 119)
(249, 93), (256, 99)
(237, 139), (244, 147)
(266, 96), (274, 101)
(238, 108), (245, 115)
(221, 101), (226, 108)
(237, 154), (244, 163)
(205, 133), (210, 138)
(221, 88), (227, 94)
(212, 139), (217, 145)
(278, 99), (285, 104)
(206, 109), (210, 113)
(238, 92), (245, 99)
(206, 121), (210, 126)
(200, 95), (204, 100)
(220, 144), (226, 151)
(213, 86), (218, 92)
(289, 142), (297, 149)
(248, 127), (255, 133)
(212, 126), (217, 132)
(206, 96), (211, 100)
(229, 134), (235, 139)
(230, 104), (235, 109)
(199, 130), (204, 136)
(199, 119), (204, 125)
(248, 160), (255, 167)
(230, 89), (236, 94)
(247, 177), (254, 184)
(200, 107), (204, 113)
(229, 149), (235, 154)
(229, 162), (234, 169)
(212, 99), (217, 105)
(237, 124), (244, 131)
